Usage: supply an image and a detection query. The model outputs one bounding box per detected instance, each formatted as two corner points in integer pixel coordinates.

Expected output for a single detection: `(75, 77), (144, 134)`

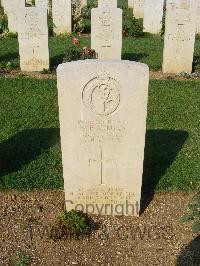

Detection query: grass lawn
(0, 77), (199, 192)
(1, 35), (200, 71)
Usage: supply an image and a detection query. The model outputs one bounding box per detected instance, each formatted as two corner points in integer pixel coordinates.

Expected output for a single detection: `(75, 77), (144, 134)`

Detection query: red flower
(72, 37), (79, 45)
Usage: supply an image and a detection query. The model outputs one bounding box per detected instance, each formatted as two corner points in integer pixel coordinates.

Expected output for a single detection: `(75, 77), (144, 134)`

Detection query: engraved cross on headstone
(89, 147), (115, 185)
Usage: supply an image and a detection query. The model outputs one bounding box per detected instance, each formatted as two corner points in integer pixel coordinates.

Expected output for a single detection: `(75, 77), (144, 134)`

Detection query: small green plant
(0, 61), (16, 72)
(14, 252), (30, 266)
(63, 47), (81, 62)
(0, 13), (8, 34)
(180, 71), (200, 79)
(63, 36), (96, 62)
(123, 9), (144, 37)
(181, 191), (200, 234)
(50, 209), (93, 240)
(40, 68), (51, 74)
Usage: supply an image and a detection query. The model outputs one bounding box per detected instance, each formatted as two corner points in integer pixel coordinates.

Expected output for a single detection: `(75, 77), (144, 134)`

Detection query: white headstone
(18, 7), (49, 71)
(163, 0), (197, 74)
(91, 7), (122, 59)
(196, 0), (200, 34)
(6, 0), (25, 32)
(35, 0), (48, 10)
(128, 0), (134, 9)
(1, 0), (4, 8)
(133, 0), (144, 18)
(143, 0), (164, 34)
(52, 0), (71, 35)
(98, 0), (117, 8)
(57, 60), (149, 216)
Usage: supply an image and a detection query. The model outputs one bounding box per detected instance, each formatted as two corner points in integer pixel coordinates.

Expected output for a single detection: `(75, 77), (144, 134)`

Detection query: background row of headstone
(1, 0), (200, 35)
(1, 0), (198, 75)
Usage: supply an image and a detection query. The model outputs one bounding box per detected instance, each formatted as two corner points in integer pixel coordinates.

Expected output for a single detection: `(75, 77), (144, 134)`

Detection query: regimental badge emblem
(82, 74), (120, 116)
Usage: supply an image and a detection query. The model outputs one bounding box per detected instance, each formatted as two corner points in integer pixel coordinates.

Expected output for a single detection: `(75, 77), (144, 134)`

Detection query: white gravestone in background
(18, 7), (49, 71)
(98, 0), (117, 8)
(143, 0), (164, 34)
(128, 0), (134, 9)
(1, 0), (4, 8)
(52, 0), (71, 35)
(35, 0), (48, 10)
(133, 0), (144, 18)
(6, 0), (25, 32)
(163, 0), (197, 74)
(57, 60), (149, 216)
(196, 0), (200, 34)
(91, 7), (122, 59)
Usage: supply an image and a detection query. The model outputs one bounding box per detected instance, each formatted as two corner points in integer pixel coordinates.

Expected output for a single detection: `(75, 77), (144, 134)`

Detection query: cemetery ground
(0, 5), (200, 265)
(1, 35), (200, 73)
(0, 75), (199, 264)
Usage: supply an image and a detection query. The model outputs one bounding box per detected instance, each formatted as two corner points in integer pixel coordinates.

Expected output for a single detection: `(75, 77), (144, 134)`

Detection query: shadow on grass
(122, 52), (147, 62)
(0, 129), (188, 197)
(0, 52), (19, 63)
(193, 55), (200, 72)
(0, 128), (60, 178)
(176, 235), (200, 266)
(141, 129), (188, 214)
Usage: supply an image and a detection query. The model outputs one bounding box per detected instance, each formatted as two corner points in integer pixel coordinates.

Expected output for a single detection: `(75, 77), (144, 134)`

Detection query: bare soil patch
(0, 190), (199, 265)
(1, 70), (200, 81)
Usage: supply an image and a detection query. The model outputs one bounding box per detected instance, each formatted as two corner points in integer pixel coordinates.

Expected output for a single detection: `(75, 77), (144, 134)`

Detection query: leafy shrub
(0, 61), (16, 72)
(48, 0), (52, 11)
(76, 1), (97, 33)
(123, 9), (144, 37)
(0, 32), (17, 38)
(63, 47), (81, 62)
(181, 191), (200, 234)
(48, 13), (54, 36)
(72, 0), (86, 33)
(25, 0), (35, 6)
(87, 0), (98, 8)
(40, 68), (51, 74)
(0, 13), (8, 34)
(160, 5), (166, 36)
(63, 36), (96, 62)
(50, 210), (93, 240)
(118, 0), (128, 9)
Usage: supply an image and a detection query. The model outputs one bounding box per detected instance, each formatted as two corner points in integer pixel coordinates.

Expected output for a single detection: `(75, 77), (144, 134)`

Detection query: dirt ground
(1, 69), (200, 81)
(0, 190), (199, 266)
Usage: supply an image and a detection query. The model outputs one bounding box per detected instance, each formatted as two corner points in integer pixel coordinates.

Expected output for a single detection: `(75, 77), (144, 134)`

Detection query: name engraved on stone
(98, 11), (113, 48)
(78, 119), (125, 143)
